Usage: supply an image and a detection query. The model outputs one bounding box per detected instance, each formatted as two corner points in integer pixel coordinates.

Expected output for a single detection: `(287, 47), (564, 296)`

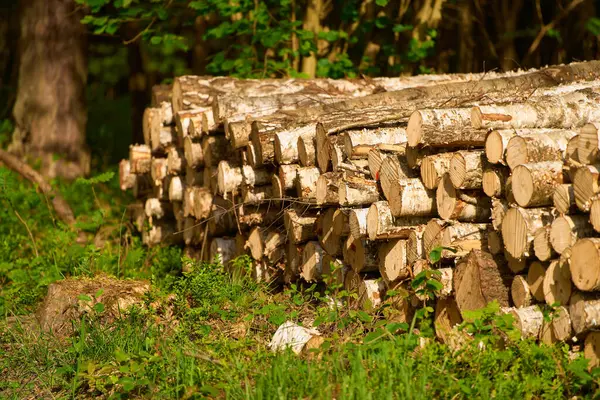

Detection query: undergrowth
(0, 165), (599, 399)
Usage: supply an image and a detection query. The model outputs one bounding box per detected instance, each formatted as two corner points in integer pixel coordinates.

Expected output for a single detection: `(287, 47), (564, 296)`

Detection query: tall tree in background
(10, 0), (90, 179)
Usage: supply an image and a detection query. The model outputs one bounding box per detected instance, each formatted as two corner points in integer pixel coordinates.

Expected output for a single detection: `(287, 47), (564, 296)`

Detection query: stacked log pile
(121, 61), (600, 365)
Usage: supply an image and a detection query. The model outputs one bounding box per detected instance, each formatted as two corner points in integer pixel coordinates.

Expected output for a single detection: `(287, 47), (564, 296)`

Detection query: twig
(13, 208), (39, 258)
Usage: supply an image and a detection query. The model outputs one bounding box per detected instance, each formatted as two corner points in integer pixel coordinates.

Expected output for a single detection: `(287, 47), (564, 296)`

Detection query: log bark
(482, 164), (509, 198)
(505, 129), (576, 170)
(573, 165), (600, 212)
(407, 229), (425, 265)
(553, 184), (577, 214)
(471, 88), (600, 130)
(449, 150), (485, 190)
(11, 0), (90, 179)
(502, 207), (554, 259)
(453, 250), (511, 317)
(378, 239), (410, 285)
(274, 125), (316, 164)
(507, 306), (544, 339)
(338, 176), (379, 207)
(284, 208), (317, 244)
(420, 152), (455, 190)
(407, 108), (473, 147)
(511, 161), (564, 207)
(543, 258), (572, 306)
(570, 238), (600, 291)
(550, 215), (593, 255)
(511, 275), (533, 308)
(343, 126), (407, 159)
(436, 174), (491, 222)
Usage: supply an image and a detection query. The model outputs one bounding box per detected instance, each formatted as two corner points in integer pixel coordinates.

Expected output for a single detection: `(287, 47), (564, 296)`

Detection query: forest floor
(0, 167), (599, 399)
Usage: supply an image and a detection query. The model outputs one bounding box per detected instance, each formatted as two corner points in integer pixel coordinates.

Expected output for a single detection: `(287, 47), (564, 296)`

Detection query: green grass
(0, 166), (599, 399)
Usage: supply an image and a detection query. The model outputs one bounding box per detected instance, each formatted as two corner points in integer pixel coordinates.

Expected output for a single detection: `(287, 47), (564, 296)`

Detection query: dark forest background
(1, 0), (599, 175)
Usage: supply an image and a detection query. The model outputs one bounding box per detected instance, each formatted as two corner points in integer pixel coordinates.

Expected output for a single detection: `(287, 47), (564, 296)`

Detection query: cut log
(332, 208), (351, 237)
(209, 237), (237, 266)
(577, 122), (600, 164)
(491, 198), (508, 231)
(343, 126), (407, 159)
(246, 142), (259, 167)
(166, 147), (185, 175)
(217, 161), (270, 195)
(533, 226), (555, 262)
(407, 229), (424, 265)
(274, 125), (316, 164)
(284, 241), (303, 284)
(188, 112), (210, 139)
(316, 208), (343, 256)
(284, 208), (317, 244)
(264, 230), (286, 263)
(378, 239), (410, 285)
(388, 178), (436, 217)
(570, 292), (600, 335)
(241, 184), (273, 204)
(144, 198), (170, 220)
(412, 261), (453, 299)
(352, 143), (405, 160)
(453, 250), (511, 317)
(132, 174), (153, 199)
(119, 160), (135, 191)
(553, 184), (577, 214)
(246, 227), (266, 260)
(526, 261), (546, 302)
(151, 126), (175, 154)
(472, 89), (600, 130)
(505, 250), (527, 273)
(192, 187), (212, 220)
(142, 220), (182, 247)
(484, 129), (516, 165)
(300, 241), (325, 282)
(584, 331), (600, 369)
(343, 236), (379, 274)
(438, 223), (490, 261)
(591, 196), (600, 233)
(182, 217), (203, 246)
(201, 135), (229, 167)
(203, 166), (218, 194)
(238, 204), (283, 228)
(338, 176), (379, 207)
(316, 172), (343, 205)
(550, 215), (593, 255)
(358, 279), (387, 310)
(129, 144), (152, 174)
(420, 152), (455, 190)
(487, 228), (503, 255)
(573, 165), (600, 212)
(505, 129), (576, 169)
(366, 200), (427, 241)
(436, 174), (491, 222)
(298, 135), (316, 167)
(228, 120), (252, 150)
(349, 208), (370, 239)
(379, 155), (419, 199)
(150, 157), (168, 186)
(449, 150), (484, 190)
(406, 108), (474, 147)
(295, 166), (320, 200)
(570, 238), (600, 291)
(507, 306), (544, 339)
(482, 164), (509, 198)
(502, 206), (554, 259)
(321, 255), (348, 287)
(434, 297), (464, 345)
(168, 176), (184, 202)
(183, 136), (204, 169)
(511, 275), (533, 308)
(143, 107), (161, 147)
(422, 219), (445, 261)
(278, 164), (301, 191)
(543, 258), (572, 306)
(207, 196), (237, 236)
(511, 161), (564, 207)
(250, 122), (277, 164)
(540, 306), (572, 344)
(175, 109), (207, 142)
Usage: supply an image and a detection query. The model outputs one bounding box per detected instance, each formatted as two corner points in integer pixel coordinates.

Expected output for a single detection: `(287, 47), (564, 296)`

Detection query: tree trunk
(11, 0), (89, 179)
